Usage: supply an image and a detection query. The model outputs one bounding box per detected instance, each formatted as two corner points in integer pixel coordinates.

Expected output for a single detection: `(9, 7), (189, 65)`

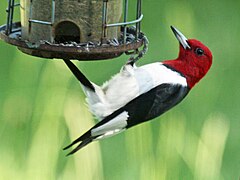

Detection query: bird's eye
(195, 48), (204, 56)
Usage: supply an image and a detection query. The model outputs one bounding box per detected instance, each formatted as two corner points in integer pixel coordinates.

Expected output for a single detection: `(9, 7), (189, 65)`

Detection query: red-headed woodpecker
(63, 26), (212, 155)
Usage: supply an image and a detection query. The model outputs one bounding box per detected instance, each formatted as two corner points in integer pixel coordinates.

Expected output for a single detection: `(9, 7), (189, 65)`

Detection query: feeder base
(0, 22), (145, 60)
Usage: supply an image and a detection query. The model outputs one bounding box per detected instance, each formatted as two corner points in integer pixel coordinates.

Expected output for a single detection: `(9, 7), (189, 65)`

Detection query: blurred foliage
(0, 0), (240, 180)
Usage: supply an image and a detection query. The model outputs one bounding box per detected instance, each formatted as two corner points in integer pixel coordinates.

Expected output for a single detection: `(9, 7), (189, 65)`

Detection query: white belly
(88, 62), (187, 119)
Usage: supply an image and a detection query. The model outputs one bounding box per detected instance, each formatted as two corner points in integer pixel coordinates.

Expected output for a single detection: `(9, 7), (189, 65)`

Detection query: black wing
(124, 83), (190, 128)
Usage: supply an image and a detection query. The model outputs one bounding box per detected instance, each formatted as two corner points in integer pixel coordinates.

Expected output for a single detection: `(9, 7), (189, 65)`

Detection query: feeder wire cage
(0, 0), (148, 61)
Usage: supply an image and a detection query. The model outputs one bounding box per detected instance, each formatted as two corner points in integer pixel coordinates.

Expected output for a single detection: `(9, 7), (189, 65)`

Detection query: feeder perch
(0, 0), (147, 60)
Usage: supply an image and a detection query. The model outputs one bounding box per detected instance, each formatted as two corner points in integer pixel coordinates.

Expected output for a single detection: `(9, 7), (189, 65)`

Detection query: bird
(63, 26), (213, 155)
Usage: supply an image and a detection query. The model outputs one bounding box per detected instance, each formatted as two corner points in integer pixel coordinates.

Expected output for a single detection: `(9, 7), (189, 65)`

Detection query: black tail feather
(63, 59), (95, 92)
(63, 130), (91, 150)
(63, 130), (93, 155)
(66, 138), (93, 156)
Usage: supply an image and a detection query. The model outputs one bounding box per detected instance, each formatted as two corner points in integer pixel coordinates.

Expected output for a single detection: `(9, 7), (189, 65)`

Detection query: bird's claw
(126, 35), (149, 66)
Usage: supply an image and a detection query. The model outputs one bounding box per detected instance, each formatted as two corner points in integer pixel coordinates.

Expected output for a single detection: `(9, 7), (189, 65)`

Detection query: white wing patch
(84, 63), (187, 120)
(91, 111), (129, 139)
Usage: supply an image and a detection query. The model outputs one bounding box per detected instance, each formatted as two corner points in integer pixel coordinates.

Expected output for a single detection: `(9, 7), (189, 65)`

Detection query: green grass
(0, 1), (240, 179)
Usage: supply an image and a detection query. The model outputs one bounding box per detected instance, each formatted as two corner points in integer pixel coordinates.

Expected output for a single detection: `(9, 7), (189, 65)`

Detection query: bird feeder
(0, 0), (147, 60)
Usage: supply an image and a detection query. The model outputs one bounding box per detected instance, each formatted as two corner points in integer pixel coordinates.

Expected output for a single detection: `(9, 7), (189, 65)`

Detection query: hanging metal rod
(101, 0), (108, 39)
(123, 0), (128, 44)
(106, 14), (143, 28)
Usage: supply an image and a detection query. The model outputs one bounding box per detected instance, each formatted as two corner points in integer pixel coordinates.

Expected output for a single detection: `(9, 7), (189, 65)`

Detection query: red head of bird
(164, 26), (213, 88)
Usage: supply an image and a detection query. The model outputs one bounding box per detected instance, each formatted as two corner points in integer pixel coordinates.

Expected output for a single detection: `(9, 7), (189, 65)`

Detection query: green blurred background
(0, 0), (240, 179)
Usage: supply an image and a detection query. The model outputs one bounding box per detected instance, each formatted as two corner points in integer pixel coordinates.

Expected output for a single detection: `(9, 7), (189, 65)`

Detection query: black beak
(171, 26), (191, 49)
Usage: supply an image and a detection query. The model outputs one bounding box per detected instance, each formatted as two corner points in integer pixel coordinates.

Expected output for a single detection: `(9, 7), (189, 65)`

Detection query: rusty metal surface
(0, 22), (144, 60)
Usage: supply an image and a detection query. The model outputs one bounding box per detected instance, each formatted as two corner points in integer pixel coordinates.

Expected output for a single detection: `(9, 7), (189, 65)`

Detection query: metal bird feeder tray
(0, 0), (147, 60)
